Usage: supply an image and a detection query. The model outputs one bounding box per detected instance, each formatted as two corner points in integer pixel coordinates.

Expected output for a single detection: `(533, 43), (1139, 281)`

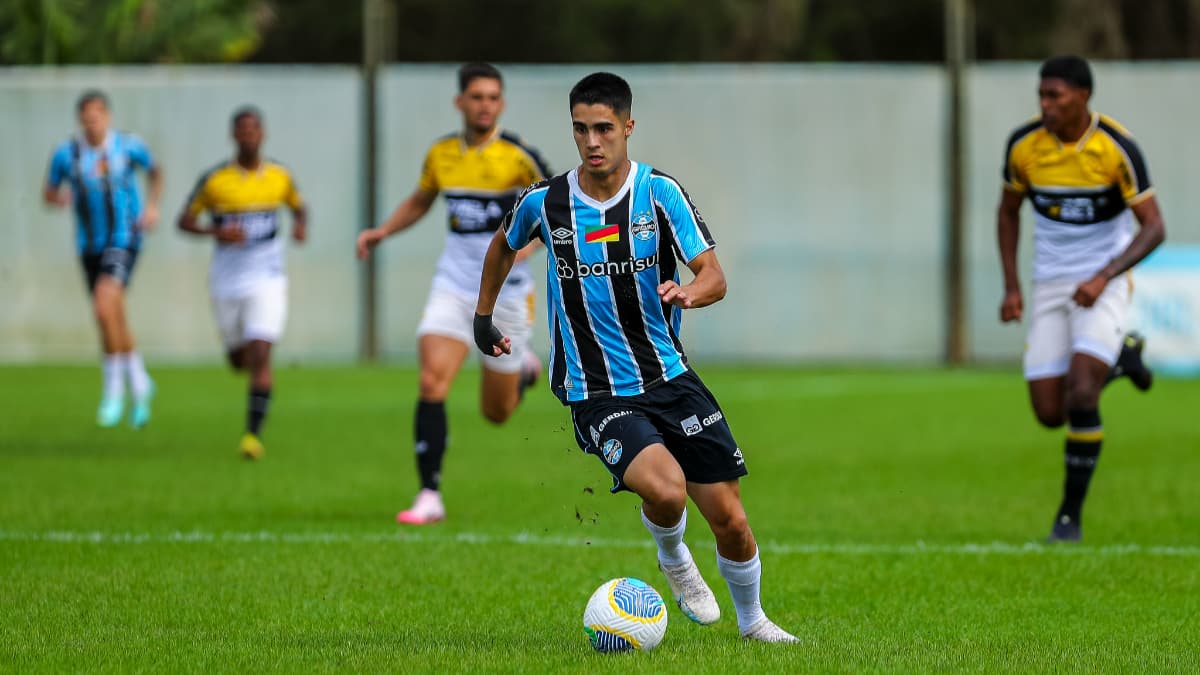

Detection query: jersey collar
(568, 161), (639, 211)
(460, 126), (501, 153)
(1053, 111), (1099, 150)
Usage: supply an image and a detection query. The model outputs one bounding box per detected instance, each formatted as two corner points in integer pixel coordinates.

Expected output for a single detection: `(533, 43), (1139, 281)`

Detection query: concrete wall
(2, 63), (1195, 364)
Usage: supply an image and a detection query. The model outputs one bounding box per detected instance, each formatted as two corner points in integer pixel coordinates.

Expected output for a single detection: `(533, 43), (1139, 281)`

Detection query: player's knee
(639, 477), (687, 518)
(706, 508), (750, 546)
(1033, 407), (1065, 429)
(418, 370), (451, 400)
(1064, 381), (1100, 411)
(481, 400), (514, 425)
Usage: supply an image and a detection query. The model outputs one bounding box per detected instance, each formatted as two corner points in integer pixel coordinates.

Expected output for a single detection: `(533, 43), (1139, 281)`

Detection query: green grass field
(2, 364), (1198, 672)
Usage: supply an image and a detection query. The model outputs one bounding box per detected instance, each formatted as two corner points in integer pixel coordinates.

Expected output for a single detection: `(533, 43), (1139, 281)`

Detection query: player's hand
(293, 222), (308, 243)
(999, 289), (1023, 323)
(215, 223), (246, 244)
(1072, 275), (1107, 308)
(357, 228), (386, 259)
(658, 281), (693, 308)
(48, 189), (73, 208)
(473, 313), (511, 357)
(136, 203), (159, 233)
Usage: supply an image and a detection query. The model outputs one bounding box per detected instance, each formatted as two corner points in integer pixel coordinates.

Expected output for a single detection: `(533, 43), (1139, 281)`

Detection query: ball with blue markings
(582, 577), (668, 653)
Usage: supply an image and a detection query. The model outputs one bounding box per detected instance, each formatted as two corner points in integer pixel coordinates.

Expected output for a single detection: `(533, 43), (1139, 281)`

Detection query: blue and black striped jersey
(503, 161), (715, 403)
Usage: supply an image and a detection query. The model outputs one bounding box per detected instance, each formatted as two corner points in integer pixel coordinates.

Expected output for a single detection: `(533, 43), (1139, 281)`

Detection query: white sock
(124, 351), (151, 399)
(102, 354), (124, 400)
(641, 507), (693, 568)
(717, 548), (766, 633)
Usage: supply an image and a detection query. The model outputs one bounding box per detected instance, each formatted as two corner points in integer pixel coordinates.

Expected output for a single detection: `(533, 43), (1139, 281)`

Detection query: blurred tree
(0, 0), (267, 64)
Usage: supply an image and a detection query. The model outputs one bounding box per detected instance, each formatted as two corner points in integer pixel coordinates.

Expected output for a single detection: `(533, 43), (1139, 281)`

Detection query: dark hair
(569, 72), (632, 116)
(231, 105), (263, 128)
(76, 90), (109, 113)
(458, 62), (503, 92)
(1040, 55), (1093, 91)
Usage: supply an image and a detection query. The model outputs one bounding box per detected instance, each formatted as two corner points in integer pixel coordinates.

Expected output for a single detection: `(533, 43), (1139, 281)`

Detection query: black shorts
(80, 247), (138, 293)
(569, 369), (747, 493)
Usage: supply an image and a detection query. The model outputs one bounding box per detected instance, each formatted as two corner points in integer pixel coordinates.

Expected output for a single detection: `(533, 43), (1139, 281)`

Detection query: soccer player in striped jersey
(998, 56), (1166, 542)
(179, 107), (307, 460)
(357, 63), (550, 525)
(474, 72), (797, 643)
(44, 90), (162, 429)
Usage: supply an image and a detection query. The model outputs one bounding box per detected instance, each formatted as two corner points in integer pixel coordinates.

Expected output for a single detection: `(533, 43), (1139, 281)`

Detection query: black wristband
(473, 313), (504, 356)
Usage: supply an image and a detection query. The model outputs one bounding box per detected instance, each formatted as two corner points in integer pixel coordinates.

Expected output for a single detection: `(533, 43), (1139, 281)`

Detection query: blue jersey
(47, 131), (156, 255)
(503, 161), (715, 403)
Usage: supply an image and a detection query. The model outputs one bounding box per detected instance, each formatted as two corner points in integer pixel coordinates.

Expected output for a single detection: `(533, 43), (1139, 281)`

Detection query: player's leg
(1048, 279), (1131, 541)
(236, 277), (287, 460)
(396, 333), (469, 524)
(478, 292), (539, 423)
(1023, 280), (1072, 428)
(1103, 276), (1153, 391)
(91, 248), (153, 428)
(88, 264), (126, 427)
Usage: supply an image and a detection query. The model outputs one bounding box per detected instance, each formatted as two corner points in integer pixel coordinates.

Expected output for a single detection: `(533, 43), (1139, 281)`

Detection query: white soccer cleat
(658, 559), (721, 625)
(741, 617), (800, 644)
(396, 488), (445, 525)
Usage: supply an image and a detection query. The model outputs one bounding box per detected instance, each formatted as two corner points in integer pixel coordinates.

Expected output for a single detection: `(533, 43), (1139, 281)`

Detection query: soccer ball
(582, 577), (668, 653)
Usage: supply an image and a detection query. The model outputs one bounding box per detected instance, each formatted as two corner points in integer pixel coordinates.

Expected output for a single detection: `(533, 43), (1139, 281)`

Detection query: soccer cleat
(741, 617), (801, 644)
(239, 432), (265, 461)
(658, 559), (721, 625)
(1046, 514), (1082, 543)
(396, 488), (445, 525)
(129, 380), (155, 429)
(96, 396), (124, 428)
(1117, 332), (1153, 392)
(517, 349), (542, 400)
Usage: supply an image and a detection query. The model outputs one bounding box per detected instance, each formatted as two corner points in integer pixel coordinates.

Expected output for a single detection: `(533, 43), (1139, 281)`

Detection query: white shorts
(212, 276), (288, 350)
(1023, 274), (1132, 380)
(416, 286), (534, 374)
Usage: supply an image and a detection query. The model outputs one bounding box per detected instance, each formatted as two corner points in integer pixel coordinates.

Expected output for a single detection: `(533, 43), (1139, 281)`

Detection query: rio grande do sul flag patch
(584, 223), (620, 243)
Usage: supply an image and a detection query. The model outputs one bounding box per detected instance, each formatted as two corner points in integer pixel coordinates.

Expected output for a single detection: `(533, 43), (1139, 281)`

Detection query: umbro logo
(551, 227), (573, 245)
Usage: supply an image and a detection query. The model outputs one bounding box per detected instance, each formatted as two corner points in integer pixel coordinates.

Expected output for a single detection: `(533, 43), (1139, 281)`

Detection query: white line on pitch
(1, 529), (1198, 557)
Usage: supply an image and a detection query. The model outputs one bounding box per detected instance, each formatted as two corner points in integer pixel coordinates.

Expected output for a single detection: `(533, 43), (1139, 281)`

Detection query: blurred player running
(474, 72), (797, 643)
(44, 90), (162, 429)
(179, 107), (307, 460)
(997, 56), (1166, 542)
(356, 63), (550, 524)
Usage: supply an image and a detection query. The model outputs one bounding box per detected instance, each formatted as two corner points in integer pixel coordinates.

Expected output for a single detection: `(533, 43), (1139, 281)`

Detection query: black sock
(247, 387), (271, 436)
(1057, 408), (1102, 524)
(415, 400), (447, 491)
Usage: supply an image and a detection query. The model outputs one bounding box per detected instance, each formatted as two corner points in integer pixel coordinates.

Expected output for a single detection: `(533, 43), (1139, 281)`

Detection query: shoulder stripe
(1097, 119), (1151, 194)
(1002, 118), (1042, 183)
(499, 130), (553, 180)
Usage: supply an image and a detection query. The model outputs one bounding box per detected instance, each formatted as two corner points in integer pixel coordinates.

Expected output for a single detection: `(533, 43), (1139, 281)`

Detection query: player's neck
(463, 125), (497, 148)
(236, 153), (261, 171)
(1055, 111), (1092, 144)
(83, 130), (107, 148)
(577, 159), (631, 202)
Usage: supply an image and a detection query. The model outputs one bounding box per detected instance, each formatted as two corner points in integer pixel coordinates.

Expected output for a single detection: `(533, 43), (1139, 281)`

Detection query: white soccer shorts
(1023, 273), (1131, 380)
(416, 286), (533, 374)
(212, 276), (288, 350)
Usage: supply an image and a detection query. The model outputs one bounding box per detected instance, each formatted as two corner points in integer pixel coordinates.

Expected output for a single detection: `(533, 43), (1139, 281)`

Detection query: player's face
(233, 116), (263, 156)
(456, 77), (504, 135)
(1038, 78), (1089, 136)
(571, 103), (634, 178)
(77, 100), (110, 140)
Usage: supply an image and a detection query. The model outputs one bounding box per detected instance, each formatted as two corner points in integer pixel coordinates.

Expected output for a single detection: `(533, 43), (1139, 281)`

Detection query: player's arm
(659, 249), (727, 309)
(473, 229), (518, 357)
(997, 187), (1025, 322)
(291, 205), (308, 243)
(138, 165), (163, 232)
(1072, 196), (1166, 308)
(356, 188), (436, 259)
(178, 178), (244, 243)
(43, 148), (72, 207)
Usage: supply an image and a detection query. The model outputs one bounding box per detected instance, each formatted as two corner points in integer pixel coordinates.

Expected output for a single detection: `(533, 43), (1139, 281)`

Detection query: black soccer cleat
(1045, 514), (1082, 544)
(1116, 332), (1154, 392)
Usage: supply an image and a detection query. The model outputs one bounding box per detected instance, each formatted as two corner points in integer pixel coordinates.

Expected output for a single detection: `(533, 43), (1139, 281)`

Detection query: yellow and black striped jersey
(419, 129), (550, 235)
(1002, 112), (1153, 281)
(185, 159), (304, 296)
(417, 128), (550, 300)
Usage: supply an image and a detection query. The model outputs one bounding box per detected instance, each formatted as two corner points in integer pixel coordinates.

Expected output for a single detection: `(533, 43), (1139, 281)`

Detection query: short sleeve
(47, 144), (72, 189)
(520, 146), (551, 185)
(284, 172), (304, 210)
(185, 174), (211, 217)
(1002, 144), (1027, 193)
(1107, 131), (1153, 205)
(126, 135), (155, 171)
(502, 183), (545, 250)
(417, 147), (439, 195)
(651, 173), (714, 263)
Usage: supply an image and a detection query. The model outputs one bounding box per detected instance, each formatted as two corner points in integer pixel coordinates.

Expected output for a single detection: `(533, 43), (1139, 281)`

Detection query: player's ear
(453, 93), (464, 112)
(625, 118), (635, 138)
